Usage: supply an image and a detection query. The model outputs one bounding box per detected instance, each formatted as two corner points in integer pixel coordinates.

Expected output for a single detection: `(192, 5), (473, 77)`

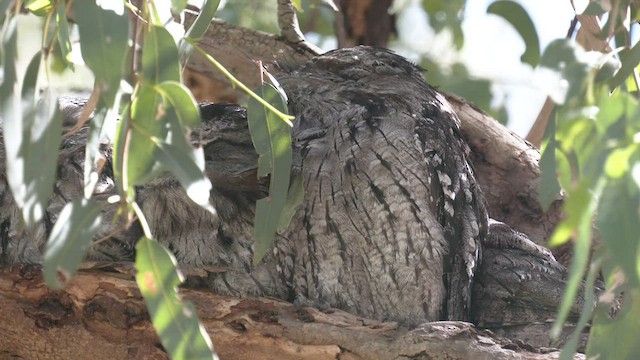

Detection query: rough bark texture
(0, 266), (582, 360)
(335, 0), (395, 48)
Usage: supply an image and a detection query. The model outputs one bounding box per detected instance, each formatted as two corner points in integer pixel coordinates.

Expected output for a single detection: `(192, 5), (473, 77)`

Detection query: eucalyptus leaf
(539, 109), (562, 211)
(3, 52), (63, 225)
(135, 237), (216, 360)
(550, 180), (602, 339)
(596, 179), (640, 286)
(156, 81), (201, 128)
(487, 0), (540, 66)
(55, 1), (74, 70)
(126, 86), (166, 186)
(43, 199), (103, 289)
(420, 0), (465, 49)
(180, 0), (221, 59)
(587, 288), (640, 359)
(536, 39), (590, 105)
(609, 40), (640, 90)
(143, 26), (180, 84)
(155, 137), (214, 213)
(74, 0), (128, 105)
(277, 173), (304, 230)
(247, 84), (293, 263)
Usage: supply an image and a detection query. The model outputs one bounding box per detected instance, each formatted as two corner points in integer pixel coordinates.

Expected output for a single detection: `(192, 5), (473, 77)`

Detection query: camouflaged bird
(2, 47), (575, 329)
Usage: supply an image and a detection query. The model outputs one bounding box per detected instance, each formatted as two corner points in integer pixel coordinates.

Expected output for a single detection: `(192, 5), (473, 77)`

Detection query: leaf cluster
(1, 0), (298, 358)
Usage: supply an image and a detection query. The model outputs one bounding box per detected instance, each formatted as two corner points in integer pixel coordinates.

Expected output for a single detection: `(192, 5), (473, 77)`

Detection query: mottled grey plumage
(1, 47), (577, 331)
(278, 47), (487, 322)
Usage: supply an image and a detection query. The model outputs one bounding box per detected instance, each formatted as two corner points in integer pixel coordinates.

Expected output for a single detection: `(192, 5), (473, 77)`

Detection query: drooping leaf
(539, 109), (562, 211)
(135, 237), (216, 359)
(278, 173), (304, 230)
(536, 39), (590, 105)
(126, 85), (166, 186)
(291, 0), (303, 12)
(43, 199), (103, 289)
(487, 0), (540, 67)
(604, 145), (637, 179)
(143, 26), (180, 84)
(421, 0), (465, 49)
(24, 0), (52, 16)
(558, 256), (601, 360)
(54, 1), (74, 70)
(587, 287), (640, 359)
(180, 0), (221, 59)
(154, 106), (214, 213)
(0, 1), (13, 24)
(550, 180), (603, 339)
(74, 0), (129, 106)
(596, 178), (640, 286)
(247, 84), (293, 263)
(83, 101), (117, 198)
(3, 52), (63, 225)
(156, 81), (201, 127)
(609, 40), (640, 90)
(170, 0), (189, 14)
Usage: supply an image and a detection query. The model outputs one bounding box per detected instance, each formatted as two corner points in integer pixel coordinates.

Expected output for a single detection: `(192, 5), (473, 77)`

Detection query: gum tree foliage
(1, 0), (295, 358)
(1, 0), (640, 359)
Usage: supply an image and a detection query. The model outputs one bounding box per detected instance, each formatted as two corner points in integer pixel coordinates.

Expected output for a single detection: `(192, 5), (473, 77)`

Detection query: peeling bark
(0, 267), (582, 360)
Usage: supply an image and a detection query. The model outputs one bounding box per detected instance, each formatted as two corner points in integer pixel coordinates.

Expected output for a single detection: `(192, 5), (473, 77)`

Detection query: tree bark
(0, 266), (582, 360)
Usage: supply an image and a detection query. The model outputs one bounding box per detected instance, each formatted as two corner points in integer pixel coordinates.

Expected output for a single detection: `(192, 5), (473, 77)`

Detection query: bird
(277, 47), (488, 323)
(2, 47), (581, 331)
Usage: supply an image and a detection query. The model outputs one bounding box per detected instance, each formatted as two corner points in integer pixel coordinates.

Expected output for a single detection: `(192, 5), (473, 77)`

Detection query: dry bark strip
(0, 266), (582, 360)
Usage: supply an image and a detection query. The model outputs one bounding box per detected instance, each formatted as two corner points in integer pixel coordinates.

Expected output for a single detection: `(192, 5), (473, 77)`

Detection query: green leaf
(277, 173), (304, 230)
(596, 179), (640, 285)
(536, 39), (590, 104)
(539, 109), (562, 211)
(550, 179), (603, 339)
(43, 199), (103, 289)
(74, 0), (129, 105)
(54, 1), (74, 70)
(24, 0), (52, 16)
(3, 52), (63, 225)
(83, 103), (113, 198)
(154, 106), (214, 213)
(587, 287), (640, 359)
(156, 81), (201, 128)
(487, 0), (540, 66)
(604, 145), (637, 179)
(180, 0), (221, 59)
(609, 40), (640, 90)
(126, 86), (166, 186)
(135, 237), (215, 360)
(292, 0), (303, 12)
(171, 0), (189, 14)
(143, 26), (180, 84)
(559, 257), (601, 360)
(247, 84), (293, 263)
(0, 1), (13, 24)
(421, 0), (465, 49)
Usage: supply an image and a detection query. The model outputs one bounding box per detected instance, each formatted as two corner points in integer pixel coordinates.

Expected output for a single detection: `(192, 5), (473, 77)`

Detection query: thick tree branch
(0, 267), (582, 360)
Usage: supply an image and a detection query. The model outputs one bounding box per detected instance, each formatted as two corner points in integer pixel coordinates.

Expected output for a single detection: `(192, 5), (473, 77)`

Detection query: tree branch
(0, 267), (583, 359)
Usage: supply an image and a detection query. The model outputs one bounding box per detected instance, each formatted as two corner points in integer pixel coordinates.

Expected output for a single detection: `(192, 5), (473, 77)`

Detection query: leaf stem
(185, 39), (295, 126)
(131, 200), (154, 240)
